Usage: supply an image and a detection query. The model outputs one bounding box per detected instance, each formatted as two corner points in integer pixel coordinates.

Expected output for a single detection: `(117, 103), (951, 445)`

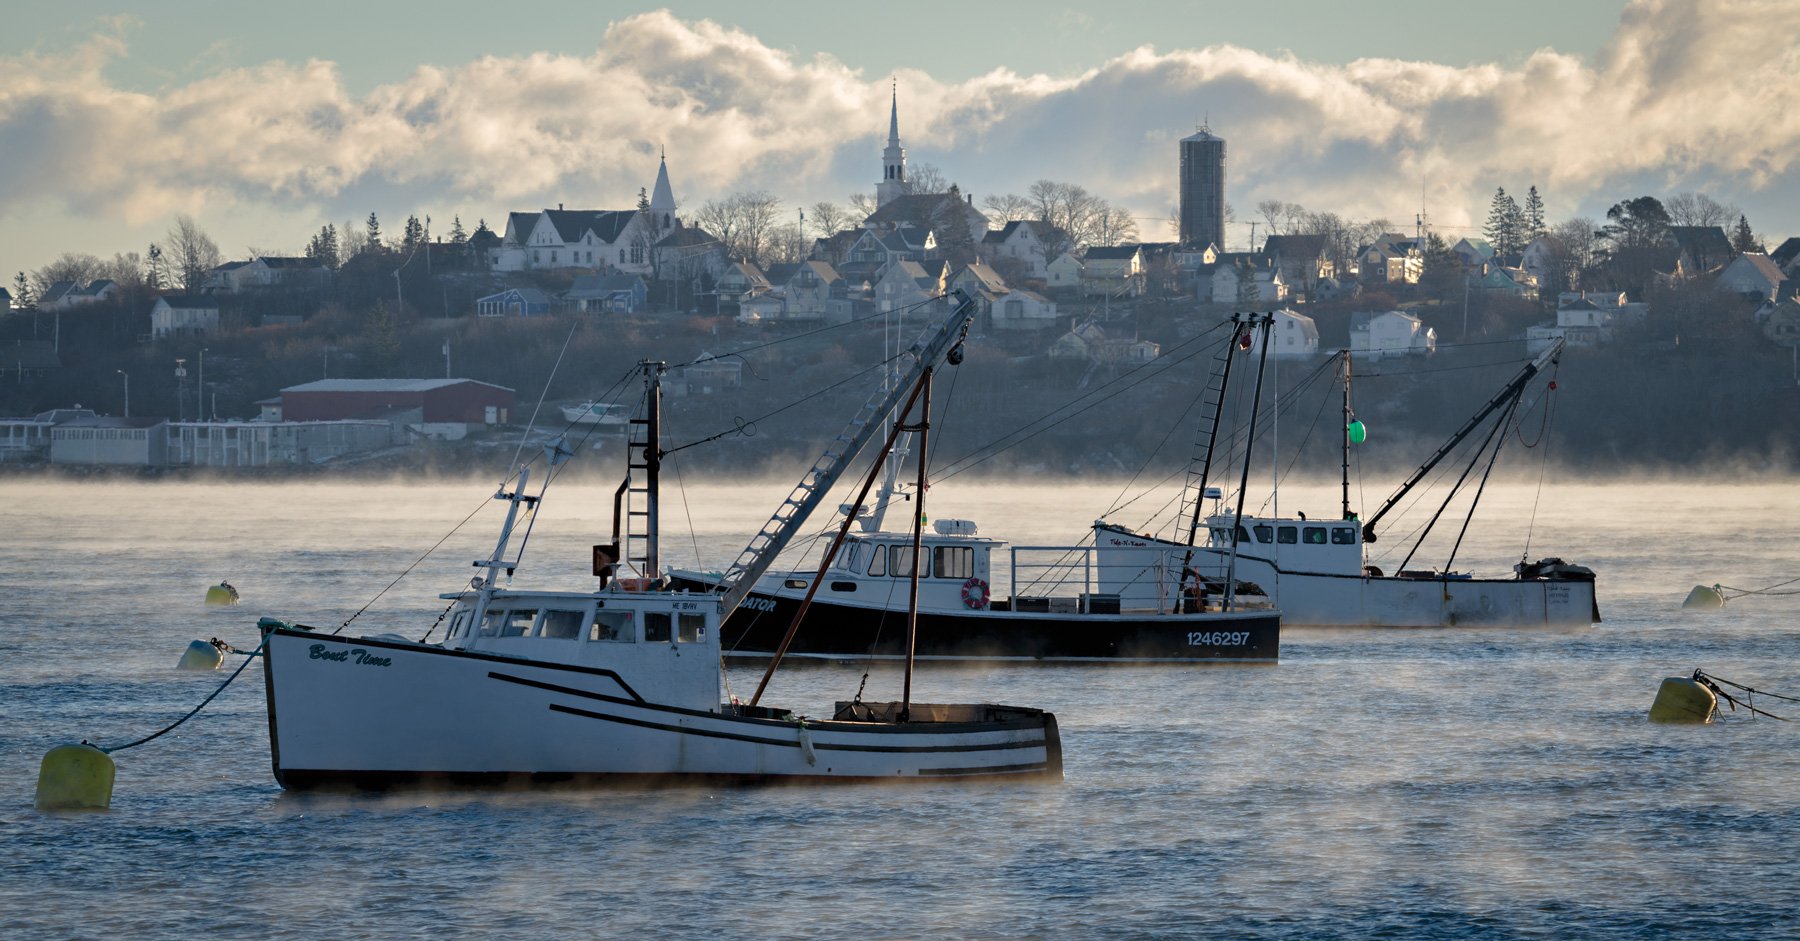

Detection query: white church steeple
(876, 81), (907, 208)
(650, 147), (677, 232)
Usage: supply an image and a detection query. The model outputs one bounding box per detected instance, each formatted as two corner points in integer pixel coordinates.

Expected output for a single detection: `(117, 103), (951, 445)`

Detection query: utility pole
(198, 348), (208, 422)
(443, 340), (451, 379)
(117, 369), (130, 418)
(174, 358), (188, 421)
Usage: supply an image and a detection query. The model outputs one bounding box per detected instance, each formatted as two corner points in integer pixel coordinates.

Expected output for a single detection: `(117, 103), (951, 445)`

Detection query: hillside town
(3, 91), (1797, 472)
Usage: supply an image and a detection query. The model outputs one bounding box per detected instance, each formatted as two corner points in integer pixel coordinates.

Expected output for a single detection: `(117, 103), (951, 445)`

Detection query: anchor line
(99, 634), (270, 754)
(1715, 574), (1800, 599)
(1694, 669), (1800, 709)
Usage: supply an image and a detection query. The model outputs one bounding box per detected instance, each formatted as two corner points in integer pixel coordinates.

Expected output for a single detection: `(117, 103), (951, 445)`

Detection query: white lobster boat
(261, 309), (1061, 787)
(1093, 333), (1596, 628)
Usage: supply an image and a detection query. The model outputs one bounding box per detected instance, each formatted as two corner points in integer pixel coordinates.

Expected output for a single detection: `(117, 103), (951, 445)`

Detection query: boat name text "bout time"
(309, 644), (392, 667)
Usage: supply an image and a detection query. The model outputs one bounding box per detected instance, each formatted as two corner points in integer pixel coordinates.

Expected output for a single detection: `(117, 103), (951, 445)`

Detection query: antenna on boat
(1221, 312), (1274, 611)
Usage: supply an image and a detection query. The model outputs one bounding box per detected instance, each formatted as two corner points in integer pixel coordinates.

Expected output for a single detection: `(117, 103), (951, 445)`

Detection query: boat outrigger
(259, 302), (1061, 787)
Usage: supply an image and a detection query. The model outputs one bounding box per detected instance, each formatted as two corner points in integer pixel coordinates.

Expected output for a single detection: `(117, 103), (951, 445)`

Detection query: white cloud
(1, 0), (1796, 269)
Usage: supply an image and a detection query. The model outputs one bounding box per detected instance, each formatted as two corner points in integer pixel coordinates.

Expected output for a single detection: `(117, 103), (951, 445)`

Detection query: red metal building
(278, 379), (515, 424)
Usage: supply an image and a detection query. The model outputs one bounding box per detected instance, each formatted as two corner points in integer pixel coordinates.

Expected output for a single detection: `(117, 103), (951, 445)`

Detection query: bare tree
(1092, 204), (1139, 248)
(32, 252), (106, 296)
(1664, 192), (1738, 229)
(103, 252), (147, 292)
(694, 191), (784, 268)
(808, 201), (852, 239)
(1542, 217), (1602, 291)
(904, 162), (948, 196)
(981, 193), (1034, 224)
(167, 215), (222, 293)
(847, 192), (877, 219)
(763, 223), (810, 266)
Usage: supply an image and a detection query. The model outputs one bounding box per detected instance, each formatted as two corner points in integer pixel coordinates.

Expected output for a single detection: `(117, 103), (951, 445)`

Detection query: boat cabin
(770, 519), (1002, 611)
(440, 587), (723, 710)
(1205, 514), (1366, 577)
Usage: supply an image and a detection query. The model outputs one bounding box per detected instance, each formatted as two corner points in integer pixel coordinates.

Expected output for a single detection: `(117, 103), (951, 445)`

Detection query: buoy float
(177, 639), (225, 671)
(1681, 585), (1725, 610)
(35, 743), (115, 811)
(205, 582), (240, 606)
(1649, 676), (1717, 723)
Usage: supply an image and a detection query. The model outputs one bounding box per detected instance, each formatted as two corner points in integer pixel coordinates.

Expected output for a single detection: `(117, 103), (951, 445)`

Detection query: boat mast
(748, 372), (935, 707)
(1360, 337), (1563, 543)
(900, 369), (934, 721)
(716, 292), (977, 622)
(1341, 351), (1353, 521)
(613, 362), (665, 580)
(1223, 312), (1274, 611)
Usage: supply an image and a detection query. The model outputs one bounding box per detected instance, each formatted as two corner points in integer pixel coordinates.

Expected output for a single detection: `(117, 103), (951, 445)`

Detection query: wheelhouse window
(590, 609), (634, 642)
(483, 608), (537, 638)
(934, 546), (974, 579)
(888, 545), (920, 578)
(1277, 526), (1297, 544)
(1332, 527), (1358, 545)
(1303, 526), (1327, 545)
(867, 549), (886, 577)
(538, 609), (583, 639)
(1253, 525), (1274, 543)
(644, 612), (672, 643)
(677, 613), (705, 643)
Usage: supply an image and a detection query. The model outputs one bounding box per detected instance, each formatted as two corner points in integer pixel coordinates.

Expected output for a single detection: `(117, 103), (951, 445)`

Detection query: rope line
(99, 634), (269, 754)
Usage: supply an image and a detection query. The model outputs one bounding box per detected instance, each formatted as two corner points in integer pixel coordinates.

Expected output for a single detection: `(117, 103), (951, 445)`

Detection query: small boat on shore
(259, 304), (1061, 787)
(559, 400), (630, 428)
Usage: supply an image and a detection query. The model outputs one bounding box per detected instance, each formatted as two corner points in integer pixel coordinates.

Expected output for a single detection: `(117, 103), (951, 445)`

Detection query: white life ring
(961, 577), (990, 609)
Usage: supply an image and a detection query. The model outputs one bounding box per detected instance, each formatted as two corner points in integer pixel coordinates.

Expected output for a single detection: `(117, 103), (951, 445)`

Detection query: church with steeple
(649, 148), (679, 233)
(876, 83), (907, 208)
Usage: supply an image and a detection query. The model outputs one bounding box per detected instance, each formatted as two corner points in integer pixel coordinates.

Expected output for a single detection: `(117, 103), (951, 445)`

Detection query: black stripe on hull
(674, 579), (1280, 662)
(546, 702), (1049, 754)
(273, 765), (1062, 790)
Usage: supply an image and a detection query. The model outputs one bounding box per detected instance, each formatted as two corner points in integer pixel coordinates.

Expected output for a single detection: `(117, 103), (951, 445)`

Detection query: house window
(533, 250), (540, 263)
(550, 251), (557, 264)
(631, 245), (644, 265)
(619, 249), (626, 263)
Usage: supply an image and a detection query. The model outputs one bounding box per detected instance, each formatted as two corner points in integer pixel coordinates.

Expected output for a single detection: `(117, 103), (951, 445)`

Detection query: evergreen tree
(12, 271), (33, 309)
(1522, 186), (1547, 243)
(637, 187), (651, 213)
(402, 214), (424, 254)
(1483, 187), (1525, 257)
(365, 212), (383, 252)
(305, 225), (341, 268)
(448, 215), (468, 246)
(1731, 214), (1761, 255)
(145, 244), (166, 291)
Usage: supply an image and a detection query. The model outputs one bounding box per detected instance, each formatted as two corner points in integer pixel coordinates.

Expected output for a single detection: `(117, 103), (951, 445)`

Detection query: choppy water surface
(4, 476), (1799, 939)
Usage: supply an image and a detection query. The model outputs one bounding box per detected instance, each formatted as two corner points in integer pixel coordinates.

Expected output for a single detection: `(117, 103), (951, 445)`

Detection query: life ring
(961, 577), (989, 609)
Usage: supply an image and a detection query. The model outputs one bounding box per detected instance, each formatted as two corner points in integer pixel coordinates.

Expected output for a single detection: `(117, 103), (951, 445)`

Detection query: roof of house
(1725, 252), (1786, 286)
(541, 209), (638, 245)
(785, 260), (841, 283)
(954, 261), (1008, 292)
(154, 294), (221, 310)
(656, 225), (720, 249)
(983, 219), (1058, 245)
(256, 256), (322, 268)
(39, 281), (77, 304)
(1083, 245), (1141, 261)
(281, 378), (515, 395)
(477, 287), (552, 304)
(567, 274), (645, 298)
(1667, 226), (1732, 260)
(1263, 234), (1328, 259)
(1771, 237), (1800, 269)
(864, 192), (989, 229)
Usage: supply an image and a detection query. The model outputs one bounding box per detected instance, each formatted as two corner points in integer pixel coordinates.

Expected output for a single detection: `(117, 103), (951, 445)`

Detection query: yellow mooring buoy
(1649, 675), (1717, 723)
(35, 743), (116, 811)
(1682, 585), (1725, 610)
(177, 639), (225, 671)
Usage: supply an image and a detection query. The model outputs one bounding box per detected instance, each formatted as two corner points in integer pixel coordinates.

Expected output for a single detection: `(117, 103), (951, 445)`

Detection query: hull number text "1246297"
(1187, 631), (1250, 646)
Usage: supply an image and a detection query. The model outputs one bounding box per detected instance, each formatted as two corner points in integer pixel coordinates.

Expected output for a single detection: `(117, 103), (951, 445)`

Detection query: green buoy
(1347, 420), (1367, 444)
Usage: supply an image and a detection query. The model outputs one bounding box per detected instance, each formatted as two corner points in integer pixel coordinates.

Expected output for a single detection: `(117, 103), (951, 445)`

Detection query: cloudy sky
(2, 0), (1793, 279)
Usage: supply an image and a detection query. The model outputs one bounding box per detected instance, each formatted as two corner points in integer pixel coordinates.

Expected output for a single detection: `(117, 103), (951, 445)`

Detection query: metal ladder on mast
(1174, 317), (1250, 547)
(713, 292), (978, 620)
(621, 364), (662, 578)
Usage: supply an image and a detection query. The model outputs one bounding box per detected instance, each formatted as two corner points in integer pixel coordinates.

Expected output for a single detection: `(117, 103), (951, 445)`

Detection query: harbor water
(3, 476), (1799, 939)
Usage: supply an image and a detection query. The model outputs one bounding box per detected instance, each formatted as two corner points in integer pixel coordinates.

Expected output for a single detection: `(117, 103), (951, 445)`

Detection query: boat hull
(262, 627), (1061, 787)
(669, 576), (1279, 662)
(1094, 531), (1596, 628)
